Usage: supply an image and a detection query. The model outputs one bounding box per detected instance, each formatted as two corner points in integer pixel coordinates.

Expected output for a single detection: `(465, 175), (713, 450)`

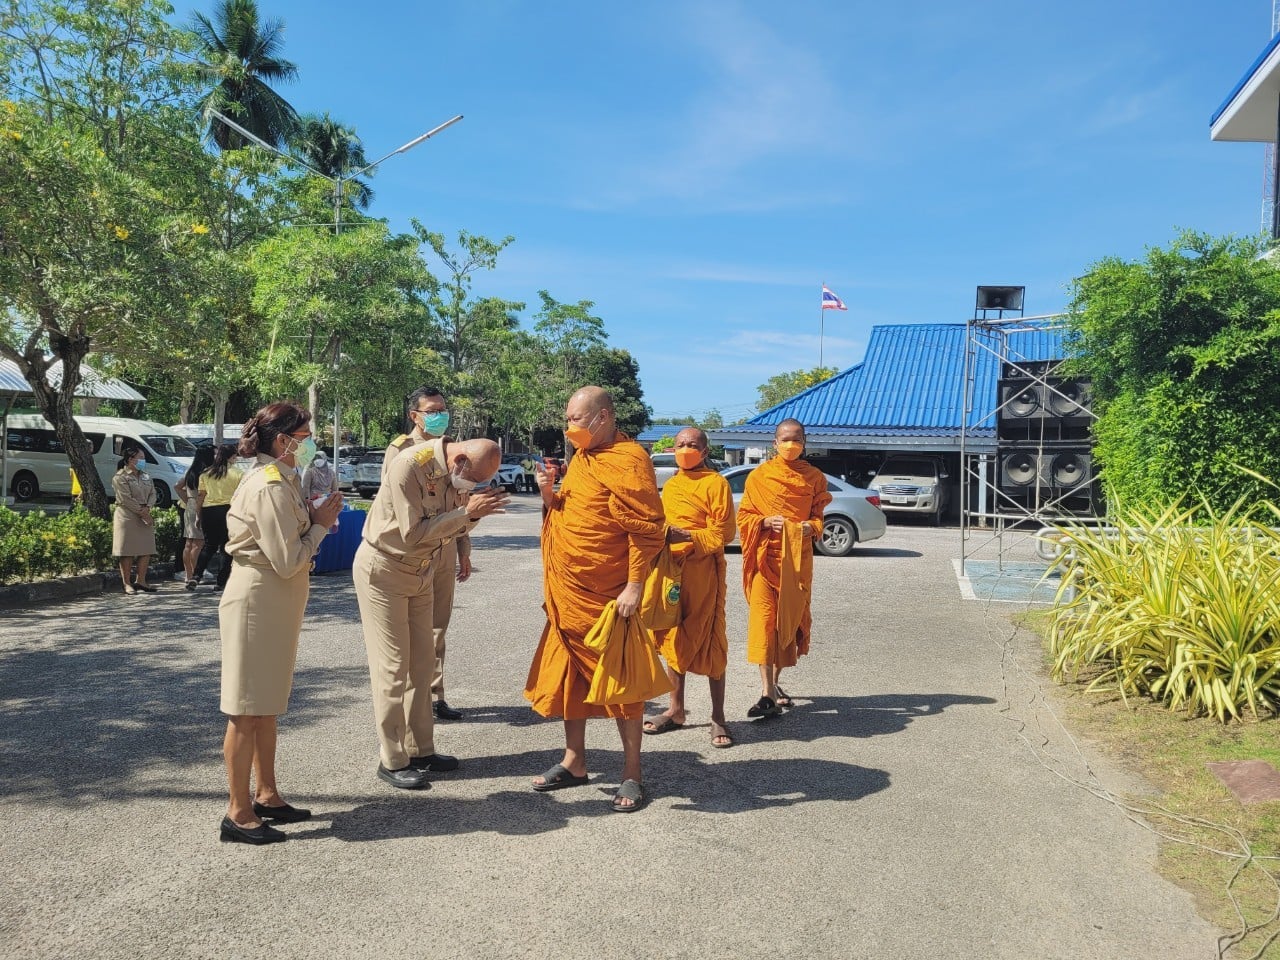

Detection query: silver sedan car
(720, 465), (887, 557)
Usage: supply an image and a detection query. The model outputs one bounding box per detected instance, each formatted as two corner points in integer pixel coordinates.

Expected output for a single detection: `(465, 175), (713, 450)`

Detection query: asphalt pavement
(0, 499), (1215, 959)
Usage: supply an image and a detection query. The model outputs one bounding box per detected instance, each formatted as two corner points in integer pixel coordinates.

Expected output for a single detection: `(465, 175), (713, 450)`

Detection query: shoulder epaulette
(413, 445), (436, 466)
(262, 464), (282, 483)
(390, 434), (413, 448)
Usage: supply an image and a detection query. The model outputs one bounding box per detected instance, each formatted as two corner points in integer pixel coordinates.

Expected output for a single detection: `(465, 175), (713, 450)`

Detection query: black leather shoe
(377, 763), (431, 790)
(252, 801), (311, 823)
(219, 816), (287, 845)
(409, 753), (459, 772)
(433, 700), (463, 721)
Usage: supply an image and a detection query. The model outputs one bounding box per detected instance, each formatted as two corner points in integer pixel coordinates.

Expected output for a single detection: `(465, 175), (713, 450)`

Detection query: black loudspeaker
(976, 286), (1025, 312)
(999, 450), (1093, 492)
(998, 378), (1091, 420)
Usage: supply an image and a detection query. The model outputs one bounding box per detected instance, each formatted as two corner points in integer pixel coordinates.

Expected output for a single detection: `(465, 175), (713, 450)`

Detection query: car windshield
(880, 458), (937, 477)
(142, 434), (198, 457)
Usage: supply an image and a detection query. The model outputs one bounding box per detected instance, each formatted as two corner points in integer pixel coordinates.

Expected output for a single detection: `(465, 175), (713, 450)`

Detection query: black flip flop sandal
(612, 778), (646, 813)
(747, 696), (780, 718)
(532, 763), (590, 792)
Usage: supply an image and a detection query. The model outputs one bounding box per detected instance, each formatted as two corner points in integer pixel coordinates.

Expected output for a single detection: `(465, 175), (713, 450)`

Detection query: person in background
(192, 443), (244, 593)
(112, 445), (157, 596)
(177, 446), (215, 588)
(218, 403), (341, 845)
(382, 385), (470, 722)
(301, 450), (339, 501)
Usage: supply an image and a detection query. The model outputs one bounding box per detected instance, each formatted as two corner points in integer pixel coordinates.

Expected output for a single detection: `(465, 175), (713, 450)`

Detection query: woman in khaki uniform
(217, 403), (343, 846)
(111, 447), (157, 595)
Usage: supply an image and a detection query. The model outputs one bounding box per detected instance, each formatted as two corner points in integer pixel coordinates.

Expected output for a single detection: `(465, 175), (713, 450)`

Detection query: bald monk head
(673, 426), (709, 470)
(444, 438), (501, 484)
(565, 385), (616, 452)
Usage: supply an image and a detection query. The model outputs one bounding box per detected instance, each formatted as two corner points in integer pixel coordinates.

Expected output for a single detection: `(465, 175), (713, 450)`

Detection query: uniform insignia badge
(262, 464), (282, 483)
(413, 445), (435, 466)
(391, 434), (411, 448)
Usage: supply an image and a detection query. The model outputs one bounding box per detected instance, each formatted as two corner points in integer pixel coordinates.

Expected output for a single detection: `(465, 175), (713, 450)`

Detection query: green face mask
(293, 436), (317, 465)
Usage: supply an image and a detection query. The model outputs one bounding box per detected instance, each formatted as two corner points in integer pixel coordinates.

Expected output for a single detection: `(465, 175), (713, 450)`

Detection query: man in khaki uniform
(383, 386), (469, 721)
(354, 435), (506, 789)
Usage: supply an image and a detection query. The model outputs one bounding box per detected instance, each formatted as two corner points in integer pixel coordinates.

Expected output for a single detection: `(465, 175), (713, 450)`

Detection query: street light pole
(208, 110), (462, 459)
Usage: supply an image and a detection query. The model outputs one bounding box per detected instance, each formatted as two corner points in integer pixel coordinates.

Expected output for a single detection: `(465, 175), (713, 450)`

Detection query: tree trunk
(179, 382), (195, 424)
(15, 331), (110, 518)
(307, 381), (319, 420)
(213, 390), (229, 446)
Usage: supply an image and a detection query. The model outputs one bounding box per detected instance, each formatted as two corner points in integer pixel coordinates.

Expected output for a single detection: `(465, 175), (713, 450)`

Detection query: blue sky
(173, 0), (1272, 422)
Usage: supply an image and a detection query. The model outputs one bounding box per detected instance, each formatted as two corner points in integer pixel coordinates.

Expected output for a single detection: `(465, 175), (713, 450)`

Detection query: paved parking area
(0, 501), (1214, 959)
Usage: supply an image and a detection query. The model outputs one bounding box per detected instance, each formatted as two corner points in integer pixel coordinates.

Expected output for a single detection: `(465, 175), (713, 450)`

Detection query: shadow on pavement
(837, 547), (924, 559)
(0, 630), (368, 804)
(300, 747), (888, 840)
(743, 692), (996, 743)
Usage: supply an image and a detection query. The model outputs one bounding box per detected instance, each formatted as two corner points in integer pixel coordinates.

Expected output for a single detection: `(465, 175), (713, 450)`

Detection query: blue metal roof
(743, 321), (1067, 436)
(636, 424), (684, 443)
(1212, 29), (1280, 128)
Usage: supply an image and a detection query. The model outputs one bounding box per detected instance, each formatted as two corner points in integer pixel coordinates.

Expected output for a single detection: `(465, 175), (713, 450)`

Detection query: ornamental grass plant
(1048, 495), (1280, 723)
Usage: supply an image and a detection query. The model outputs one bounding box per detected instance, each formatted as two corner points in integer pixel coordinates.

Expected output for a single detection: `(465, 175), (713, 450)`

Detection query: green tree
(190, 0), (299, 150)
(0, 0), (215, 517)
(290, 112), (373, 209)
(250, 224), (431, 424)
(756, 366), (837, 412)
(579, 346), (650, 436)
(1068, 231), (1280, 508)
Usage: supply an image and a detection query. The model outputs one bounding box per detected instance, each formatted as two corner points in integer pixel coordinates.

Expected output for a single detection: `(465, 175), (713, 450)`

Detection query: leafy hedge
(0, 505), (182, 584)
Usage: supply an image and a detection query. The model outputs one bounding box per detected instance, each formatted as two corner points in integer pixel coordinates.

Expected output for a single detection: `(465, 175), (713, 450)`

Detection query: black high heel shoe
(219, 816), (287, 845)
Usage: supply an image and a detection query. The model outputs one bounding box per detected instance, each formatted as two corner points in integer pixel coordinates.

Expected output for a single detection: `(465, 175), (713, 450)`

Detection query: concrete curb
(0, 562), (175, 609)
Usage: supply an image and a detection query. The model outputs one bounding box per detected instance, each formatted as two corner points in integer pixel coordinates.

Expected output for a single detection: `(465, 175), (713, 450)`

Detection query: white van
(169, 423), (244, 447)
(1, 414), (197, 507)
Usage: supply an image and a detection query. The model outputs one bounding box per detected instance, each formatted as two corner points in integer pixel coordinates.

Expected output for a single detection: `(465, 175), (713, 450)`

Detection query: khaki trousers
(353, 542), (437, 770)
(430, 537), (457, 697)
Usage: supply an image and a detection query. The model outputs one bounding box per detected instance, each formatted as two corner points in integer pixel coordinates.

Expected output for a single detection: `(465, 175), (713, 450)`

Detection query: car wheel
(816, 516), (857, 557)
(12, 471), (38, 501)
(152, 480), (172, 509)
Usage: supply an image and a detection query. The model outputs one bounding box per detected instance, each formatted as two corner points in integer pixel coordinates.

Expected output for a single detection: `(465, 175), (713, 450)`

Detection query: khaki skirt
(112, 509), (156, 558)
(219, 558), (310, 716)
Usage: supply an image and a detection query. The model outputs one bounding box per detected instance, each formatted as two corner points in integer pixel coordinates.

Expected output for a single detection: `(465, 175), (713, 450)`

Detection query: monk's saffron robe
(652, 467), (735, 679)
(737, 457), (831, 667)
(525, 432), (666, 719)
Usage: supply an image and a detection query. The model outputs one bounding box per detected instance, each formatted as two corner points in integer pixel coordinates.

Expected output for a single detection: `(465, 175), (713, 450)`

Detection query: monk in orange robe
(644, 427), (736, 747)
(737, 418), (831, 718)
(525, 386), (666, 811)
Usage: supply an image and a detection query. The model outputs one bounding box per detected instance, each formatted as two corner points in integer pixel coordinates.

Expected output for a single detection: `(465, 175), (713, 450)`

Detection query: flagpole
(819, 283), (825, 369)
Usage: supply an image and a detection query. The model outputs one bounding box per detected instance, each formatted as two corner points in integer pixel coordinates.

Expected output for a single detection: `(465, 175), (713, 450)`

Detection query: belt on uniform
(362, 538), (444, 573)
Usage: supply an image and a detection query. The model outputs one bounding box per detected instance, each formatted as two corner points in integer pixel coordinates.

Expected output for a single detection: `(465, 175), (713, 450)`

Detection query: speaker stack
(997, 361), (1097, 516)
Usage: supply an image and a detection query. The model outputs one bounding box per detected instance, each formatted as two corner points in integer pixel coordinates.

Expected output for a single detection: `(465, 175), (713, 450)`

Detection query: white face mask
(450, 471), (477, 492)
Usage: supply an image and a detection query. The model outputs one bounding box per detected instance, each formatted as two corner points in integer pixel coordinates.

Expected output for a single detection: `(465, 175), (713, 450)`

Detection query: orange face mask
(776, 440), (804, 461)
(565, 412), (599, 451)
(674, 447), (704, 470)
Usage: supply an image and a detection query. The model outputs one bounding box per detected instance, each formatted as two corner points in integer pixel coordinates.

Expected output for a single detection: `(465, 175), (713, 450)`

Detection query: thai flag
(821, 284), (848, 311)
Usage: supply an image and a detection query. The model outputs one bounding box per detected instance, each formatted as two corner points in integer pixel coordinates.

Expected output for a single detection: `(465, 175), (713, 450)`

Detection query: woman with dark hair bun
(217, 402), (343, 845)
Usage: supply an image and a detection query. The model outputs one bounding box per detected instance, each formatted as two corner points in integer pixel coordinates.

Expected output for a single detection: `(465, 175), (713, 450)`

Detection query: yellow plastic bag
(585, 601), (674, 706)
(639, 544), (684, 633)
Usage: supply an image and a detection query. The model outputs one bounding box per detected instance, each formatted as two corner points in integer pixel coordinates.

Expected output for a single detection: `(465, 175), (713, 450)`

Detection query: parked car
(494, 462), (523, 493)
(720, 465), (885, 557)
(866, 455), (950, 525)
(352, 450), (385, 498)
(651, 453), (731, 491)
(3, 414), (196, 507)
(502, 453), (544, 492)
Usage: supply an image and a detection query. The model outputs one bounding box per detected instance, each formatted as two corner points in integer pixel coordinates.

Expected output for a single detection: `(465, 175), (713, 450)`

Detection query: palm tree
(292, 113), (375, 210)
(191, 0), (300, 151)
